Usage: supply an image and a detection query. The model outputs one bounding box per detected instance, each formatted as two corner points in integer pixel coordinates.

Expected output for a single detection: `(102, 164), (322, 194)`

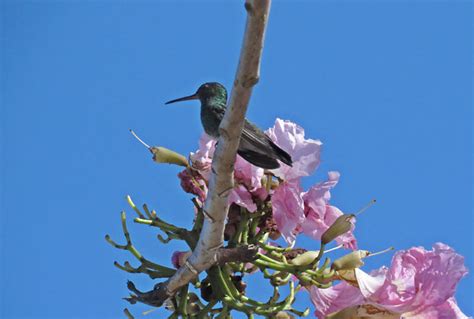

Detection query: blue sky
(1, 1), (472, 318)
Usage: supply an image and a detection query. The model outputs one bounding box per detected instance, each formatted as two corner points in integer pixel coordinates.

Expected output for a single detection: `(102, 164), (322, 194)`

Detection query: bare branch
(138, 0), (272, 305)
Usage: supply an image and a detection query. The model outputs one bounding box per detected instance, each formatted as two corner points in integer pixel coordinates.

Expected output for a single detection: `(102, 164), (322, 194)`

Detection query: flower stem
(177, 285), (189, 318)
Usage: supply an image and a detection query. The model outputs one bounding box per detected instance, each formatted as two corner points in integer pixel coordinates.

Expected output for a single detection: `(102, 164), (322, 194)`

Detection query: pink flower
(358, 242), (469, 317)
(308, 243), (470, 319)
(228, 184), (257, 213)
(186, 134), (261, 211)
(302, 172), (357, 249)
(177, 169), (208, 201)
(252, 186), (269, 201)
(234, 155), (265, 191)
(303, 171), (339, 212)
(189, 134), (216, 180)
(271, 181), (305, 246)
(266, 118), (322, 181)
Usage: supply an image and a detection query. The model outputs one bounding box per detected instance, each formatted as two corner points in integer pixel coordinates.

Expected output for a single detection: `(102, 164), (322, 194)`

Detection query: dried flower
(171, 250), (192, 269)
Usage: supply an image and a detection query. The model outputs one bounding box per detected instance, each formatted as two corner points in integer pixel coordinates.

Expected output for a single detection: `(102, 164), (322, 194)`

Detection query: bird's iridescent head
(165, 82), (227, 105)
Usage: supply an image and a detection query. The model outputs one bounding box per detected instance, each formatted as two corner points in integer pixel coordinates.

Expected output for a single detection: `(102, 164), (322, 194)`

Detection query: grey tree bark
(162, 0), (272, 299)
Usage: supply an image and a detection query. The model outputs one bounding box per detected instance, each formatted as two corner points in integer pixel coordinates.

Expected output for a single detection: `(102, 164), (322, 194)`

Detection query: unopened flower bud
(275, 311), (296, 319)
(224, 223), (237, 241)
(269, 229), (281, 240)
(321, 214), (355, 245)
(290, 251), (320, 266)
(164, 298), (175, 311)
(200, 279), (215, 302)
(186, 302), (200, 315)
(150, 146), (188, 167)
(178, 169), (207, 200)
(332, 250), (370, 271)
(171, 250), (192, 268)
(188, 292), (200, 303)
(231, 275), (247, 293)
(283, 248), (307, 260)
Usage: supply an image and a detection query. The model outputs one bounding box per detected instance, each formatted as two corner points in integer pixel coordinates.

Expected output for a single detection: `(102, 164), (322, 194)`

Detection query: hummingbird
(165, 82), (292, 169)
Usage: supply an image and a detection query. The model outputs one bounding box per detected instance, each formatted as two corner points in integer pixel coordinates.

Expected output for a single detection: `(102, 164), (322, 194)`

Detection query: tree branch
(215, 245), (259, 266)
(125, 246), (259, 306)
(138, 0), (271, 306)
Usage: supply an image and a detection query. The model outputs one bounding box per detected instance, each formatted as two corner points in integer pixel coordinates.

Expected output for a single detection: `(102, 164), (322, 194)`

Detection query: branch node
(218, 127), (231, 140)
(202, 208), (216, 223)
(242, 76), (259, 88)
(209, 242), (224, 251)
(185, 260), (199, 275)
(218, 186), (234, 198)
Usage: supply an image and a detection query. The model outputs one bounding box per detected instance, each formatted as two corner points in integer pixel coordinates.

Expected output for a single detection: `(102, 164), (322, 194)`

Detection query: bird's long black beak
(165, 93), (199, 105)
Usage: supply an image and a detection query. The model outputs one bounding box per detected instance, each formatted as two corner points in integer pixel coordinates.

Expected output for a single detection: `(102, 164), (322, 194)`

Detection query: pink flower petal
(271, 181), (305, 246)
(234, 155), (265, 191)
(355, 267), (388, 297)
(228, 184), (257, 213)
(301, 172), (357, 249)
(189, 133), (266, 194)
(189, 133), (216, 180)
(252, 186), (269, 201)
(177, 169), (208, 201)
(303, 171), (340, 214)
(409, 297), (471, 319)
(266, 118), (322, 180)
(308, 281), (364, 319)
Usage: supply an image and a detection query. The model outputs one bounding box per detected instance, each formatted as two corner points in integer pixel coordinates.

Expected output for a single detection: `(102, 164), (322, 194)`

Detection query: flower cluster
(116, 118), (470, 318)
(178, 118), (355, 248)
(174, 118), (470, 318)
(309, 243), (470, 318)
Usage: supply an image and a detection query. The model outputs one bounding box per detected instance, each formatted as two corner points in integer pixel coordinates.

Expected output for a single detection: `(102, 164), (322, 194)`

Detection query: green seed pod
(290, 251), (320, 266)
(150, 146), (188, 167)
(332, 250), (370, 271)
(129, 130), (189, 167)
(321, 214), (354, 245)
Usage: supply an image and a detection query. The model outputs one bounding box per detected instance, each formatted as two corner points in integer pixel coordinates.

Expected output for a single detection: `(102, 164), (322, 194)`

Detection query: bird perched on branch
(165, 82), (292, 169)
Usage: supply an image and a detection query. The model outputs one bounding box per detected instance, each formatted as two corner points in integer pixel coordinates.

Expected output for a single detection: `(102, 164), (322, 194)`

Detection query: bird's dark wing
(239, 120), (293, 168)
(240, 121), (274, 153)
(237, 148), (280, 169)
(207, 109), (293, 169)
